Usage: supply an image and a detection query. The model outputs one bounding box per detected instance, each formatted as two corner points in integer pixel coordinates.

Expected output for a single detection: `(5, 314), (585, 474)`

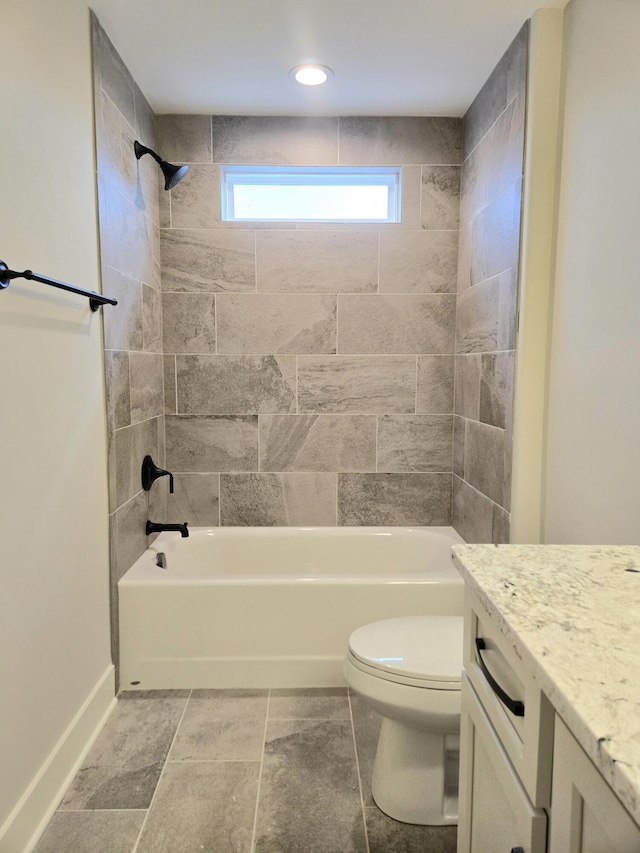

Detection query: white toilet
(344, 615), (463, 826)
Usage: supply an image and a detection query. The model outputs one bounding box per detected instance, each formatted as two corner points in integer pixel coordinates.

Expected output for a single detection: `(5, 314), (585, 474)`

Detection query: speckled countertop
(451, 544), (640, 825)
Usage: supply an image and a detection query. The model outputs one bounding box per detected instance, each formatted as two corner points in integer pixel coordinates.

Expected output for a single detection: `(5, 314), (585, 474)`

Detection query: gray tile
(60, 692), (188, 810)
(349, 691), (382, 806)
(103, 181), (160, 289)
(129, 353), (164, 423)
(171, 690), (268, 760)
(453, 416), (466, 479)
(161, 228), (256, 292)
(34, 810), (145, 853)
(260, 415), (376, 472)
(416, 356), (454, 414)
(377, 415), (453, 473)
(339, 117), (462, 165)
(176, 354), (296, 414)
(452, 476), (493, 544)
(379, 231), (458, 293)
(365, 807), (458, 853)
(134, 82), (156, 150)
(456, 277), (500, 354)
(480, 351), (515, 429)
(137, 761), (258, 853)
(493, 503), (511, 545)
(338, 474), (451, 526)
(158, 173), (171, 228)
(254, 719), (367, 853)
(421, 166), (460, 230)
(454, 354), (481, 420)
(457, 221), (471, 291)
(113, 491), (148, 582)
(212, 116), (339, 165)
(162, 292), (216, 353)
(169, 473), (219, 526)
(142, 285), (162, 352)
(464, 420), (505, 505)
(165, 415), (258, 472)
(156, 115), (212, 163)
(217, 294), (336, 354)
(164, 355), (177, 414)
(105, 351), (130, 432)
(170, 163), (220, 228)
(115, 417), (160, 508)
(298, 355), (416, 414)
(469, 179), (522, 286)
(338, 294), (456, 355)
(498, 267), (518, 351)
(269, 688), (350, 720)
(102, 267), (143, 352)
(95, 89), (122, 186)
(92, 19), (135, 129)
(257, 230), (377, 293)
(120, 117), (159, 225)
(220, 473), (337, 526)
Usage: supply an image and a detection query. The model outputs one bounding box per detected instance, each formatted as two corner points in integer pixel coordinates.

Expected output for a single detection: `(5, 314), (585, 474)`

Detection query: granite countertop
(451, 544), (640, 825)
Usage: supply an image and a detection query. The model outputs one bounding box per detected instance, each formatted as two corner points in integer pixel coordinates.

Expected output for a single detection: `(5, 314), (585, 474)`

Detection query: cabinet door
(549, 716), (640, 853)
(458, 675), (547, 853)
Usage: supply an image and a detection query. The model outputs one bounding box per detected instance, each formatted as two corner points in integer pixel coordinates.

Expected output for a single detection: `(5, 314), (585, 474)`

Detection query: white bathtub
(118, 526), (465, 690)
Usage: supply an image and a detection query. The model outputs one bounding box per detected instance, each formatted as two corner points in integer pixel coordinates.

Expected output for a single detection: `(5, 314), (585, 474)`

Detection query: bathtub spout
(146, 520), (189, 538)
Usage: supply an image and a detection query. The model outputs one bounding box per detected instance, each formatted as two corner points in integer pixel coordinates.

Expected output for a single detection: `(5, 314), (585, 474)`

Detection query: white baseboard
(0, 664), (116, 853)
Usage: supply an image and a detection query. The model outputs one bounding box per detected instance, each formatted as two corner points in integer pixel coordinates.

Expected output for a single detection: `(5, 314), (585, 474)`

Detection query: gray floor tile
(136, 761), (258, 853)
(269, 688), (350, 720)
(34, 810), (145, 853)
(60, 691), (189, 810)
(365, 807), (458, 853)
(349, 691), (382, 806)
(170, 689), (268, 761)
(254, 719), (367, 853)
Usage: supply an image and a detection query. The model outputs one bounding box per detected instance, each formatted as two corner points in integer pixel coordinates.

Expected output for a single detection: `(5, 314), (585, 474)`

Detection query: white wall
(0, 0), (113, 846)
(542, 0), (640, 544)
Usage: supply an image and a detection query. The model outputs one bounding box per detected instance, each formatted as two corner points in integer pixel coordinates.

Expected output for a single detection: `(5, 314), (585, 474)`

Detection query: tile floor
(35, 688), (457, 853)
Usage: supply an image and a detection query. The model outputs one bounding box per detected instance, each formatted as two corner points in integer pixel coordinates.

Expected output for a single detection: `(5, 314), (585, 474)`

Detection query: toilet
(344, 615), (463, 826)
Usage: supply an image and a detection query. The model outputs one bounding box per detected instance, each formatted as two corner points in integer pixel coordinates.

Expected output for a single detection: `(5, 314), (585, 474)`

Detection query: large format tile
(379, 231), (458, 293)
(115, 416), (160, 508)
(217, 294), (336, 354)
(253, 719), (367, 853)
(453, 416), (466, 479)
(479, 351), (515, 430)
(102, 267), (143, 352)
(162, 292), (216, 353)
(156, 115), (212, 163)
(260, 415), (377, 472)
(60, 692), (189, 810)
(34, 810), (145, 853)
(176, 355), (296, 414)
(454, 354), (481, 420)
(338, 474), (452, 526)
(377, 415), (453, 473)
(220, 473), (337, 526)
(469, 180), (522, 286)
(297, 356), (416, 414)
(416, 356), (455, 414)
(171, 690), (268, 760)
(455, 277), (500, 354)
(421, 166), (460, 230)
(256, 231), (377, 293)
(160, 228), (256, 292)
(165, 415), (258, 472)
(338, 294), (456, 354)
(142, 285), (162, 352)
(164, 355), (176, 414)
(112, 491), (148, 581)
(137, 761), (258, 853)
(493, 503), (511, 544)
(169, 473), (220, 527)
(105, 350), (130, 432)
(365, 808), (457, 853)
(212, 115), (339, 164)
(170, 164), (220, 229)
(93, 19), (136, 129)
(464, 420), (505, 506)
(129, 353), (163, 423)
(103, 182), (160, 289)
(338, 117), (462, 165)
(452, 476), (493, 544)
(269, 688), (350, 720)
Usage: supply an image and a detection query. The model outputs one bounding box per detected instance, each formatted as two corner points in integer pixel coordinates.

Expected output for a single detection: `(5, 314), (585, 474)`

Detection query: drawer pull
(475, 638), (525, 717)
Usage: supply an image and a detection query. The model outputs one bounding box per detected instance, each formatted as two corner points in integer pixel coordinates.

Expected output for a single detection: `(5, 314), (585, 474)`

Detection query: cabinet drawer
(458, 674), (547, 853)
(464, 588), (554, 807)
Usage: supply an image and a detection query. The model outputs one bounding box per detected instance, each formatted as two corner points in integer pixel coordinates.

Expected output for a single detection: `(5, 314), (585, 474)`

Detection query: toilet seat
(348, 616), (463, 690)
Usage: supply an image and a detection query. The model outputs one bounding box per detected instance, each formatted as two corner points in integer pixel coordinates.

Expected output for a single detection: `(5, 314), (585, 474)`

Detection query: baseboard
(0, 664), (116, 853)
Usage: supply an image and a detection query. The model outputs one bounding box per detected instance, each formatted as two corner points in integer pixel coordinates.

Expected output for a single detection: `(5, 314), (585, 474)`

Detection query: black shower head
(133, 140), (189, 191)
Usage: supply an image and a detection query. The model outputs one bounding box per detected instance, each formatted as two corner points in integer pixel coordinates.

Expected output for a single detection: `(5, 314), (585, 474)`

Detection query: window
(221, 165), (402, 223)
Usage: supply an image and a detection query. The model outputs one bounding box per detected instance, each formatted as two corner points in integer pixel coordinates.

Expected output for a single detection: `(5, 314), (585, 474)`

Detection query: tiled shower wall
(157, 115), (463, 526)
(452, 24), (528, 544)
(92, 17), (167, 669)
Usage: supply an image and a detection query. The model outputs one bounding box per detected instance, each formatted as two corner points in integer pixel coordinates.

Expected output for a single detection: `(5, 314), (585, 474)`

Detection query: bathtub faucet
(146, 520), (189, 538)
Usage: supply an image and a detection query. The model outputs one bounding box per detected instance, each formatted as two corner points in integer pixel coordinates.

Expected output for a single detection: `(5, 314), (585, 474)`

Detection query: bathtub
(118, 526), (465, 690)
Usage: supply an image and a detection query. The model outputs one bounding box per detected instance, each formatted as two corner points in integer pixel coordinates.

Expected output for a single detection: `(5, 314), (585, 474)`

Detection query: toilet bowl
(344, 615), (463, 825)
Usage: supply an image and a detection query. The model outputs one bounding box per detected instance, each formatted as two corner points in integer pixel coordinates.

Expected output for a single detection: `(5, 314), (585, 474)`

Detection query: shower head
(133, 140), (189, 191)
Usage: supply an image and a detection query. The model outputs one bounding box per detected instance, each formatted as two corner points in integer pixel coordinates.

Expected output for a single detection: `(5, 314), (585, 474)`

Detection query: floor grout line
(130, 689), (192, 853)
(348, 690), (371, 853)
(250, 688), (270, 853)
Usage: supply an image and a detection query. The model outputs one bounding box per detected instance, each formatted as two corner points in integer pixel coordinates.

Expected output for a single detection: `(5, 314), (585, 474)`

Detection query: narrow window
(221, 165), (402, 223)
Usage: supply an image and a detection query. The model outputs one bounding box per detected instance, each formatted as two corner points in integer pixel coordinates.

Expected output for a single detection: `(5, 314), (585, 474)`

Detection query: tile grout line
(348, 691), (371, 853)
(250, 688), (271, 853)
(130, 690), (192, 853)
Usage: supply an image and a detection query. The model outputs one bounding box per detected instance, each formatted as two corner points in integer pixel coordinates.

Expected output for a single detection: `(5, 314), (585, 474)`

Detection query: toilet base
(371, 717), (459, 825)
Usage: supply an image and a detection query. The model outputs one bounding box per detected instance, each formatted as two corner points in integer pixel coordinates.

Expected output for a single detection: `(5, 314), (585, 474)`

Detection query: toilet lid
(348, 616), (464, 684)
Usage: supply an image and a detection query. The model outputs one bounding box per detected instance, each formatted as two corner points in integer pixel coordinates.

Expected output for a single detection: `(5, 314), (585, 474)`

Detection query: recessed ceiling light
(289, 65), (334, 86)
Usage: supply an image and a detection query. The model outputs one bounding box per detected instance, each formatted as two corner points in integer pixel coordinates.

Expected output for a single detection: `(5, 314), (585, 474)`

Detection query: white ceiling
(90, 0), (568, 117)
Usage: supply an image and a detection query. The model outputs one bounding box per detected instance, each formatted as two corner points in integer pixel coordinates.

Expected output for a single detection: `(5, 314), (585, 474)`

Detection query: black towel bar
(0, 260), (117, 312)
